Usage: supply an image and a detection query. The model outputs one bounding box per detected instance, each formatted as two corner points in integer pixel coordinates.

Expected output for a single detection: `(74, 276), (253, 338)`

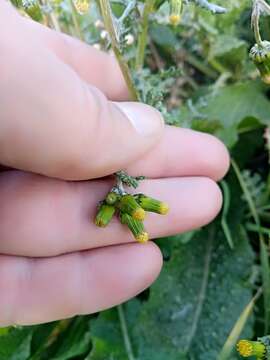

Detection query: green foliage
(0, 327), (33, 360)
(178, 82), (270, 147)
(88, 227), (254, 360)
(3, 0), (270, 359)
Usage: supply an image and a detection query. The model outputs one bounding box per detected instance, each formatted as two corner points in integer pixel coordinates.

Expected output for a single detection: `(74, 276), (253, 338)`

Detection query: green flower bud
(22, 0), (42, 21)
(95, 204), (115, 227)
(120, 213), (149, 243)
(134, 194), (169, 215)
(117, 195), (146, 221)
(250, 41), (270, 84)
(169, 0), (182, 26)
(237, 340), (266, 359)
(105, 192), (120, 206)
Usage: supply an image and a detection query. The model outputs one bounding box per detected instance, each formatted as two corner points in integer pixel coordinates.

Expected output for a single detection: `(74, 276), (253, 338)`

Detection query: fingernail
(113, 102), (164, 136)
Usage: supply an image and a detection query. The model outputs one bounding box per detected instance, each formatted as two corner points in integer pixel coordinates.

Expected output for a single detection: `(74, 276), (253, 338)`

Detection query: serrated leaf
(179, 81), (270, 147)
(203, 82), (270, 129)
(209, 34), (247, 66)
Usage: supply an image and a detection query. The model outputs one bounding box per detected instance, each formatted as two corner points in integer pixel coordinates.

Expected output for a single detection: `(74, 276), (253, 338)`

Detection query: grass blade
(217, 288), (262, 360)
(260, 237), (270, 333)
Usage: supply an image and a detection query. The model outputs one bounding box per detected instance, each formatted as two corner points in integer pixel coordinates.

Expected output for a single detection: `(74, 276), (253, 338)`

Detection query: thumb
(0, 35), (164, 180)
(70, 86), (165, 180)
(94, 97), (165, 178)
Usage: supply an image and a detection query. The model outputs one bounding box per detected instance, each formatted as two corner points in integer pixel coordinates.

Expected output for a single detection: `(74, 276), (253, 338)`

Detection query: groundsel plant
(70, 0), (227, 242)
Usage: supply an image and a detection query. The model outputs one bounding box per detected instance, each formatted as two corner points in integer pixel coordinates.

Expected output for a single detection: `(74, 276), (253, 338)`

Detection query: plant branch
(135, 0), (155, 71)
(99, 0), (138, 101)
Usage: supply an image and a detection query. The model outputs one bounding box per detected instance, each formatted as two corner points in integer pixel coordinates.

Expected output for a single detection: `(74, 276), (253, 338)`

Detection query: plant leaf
(88, 226), (255, 359)
(0, 327), (33, 360)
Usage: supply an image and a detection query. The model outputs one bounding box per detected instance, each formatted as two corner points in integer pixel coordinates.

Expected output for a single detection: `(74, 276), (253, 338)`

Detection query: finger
(0, 126), (229, 180)
(0, 172), (222, 257)
(0, 34), (164, 179)
(23, 18), (129, 100)
(126, 126), (230, 181)
(0, 242), (162, 326)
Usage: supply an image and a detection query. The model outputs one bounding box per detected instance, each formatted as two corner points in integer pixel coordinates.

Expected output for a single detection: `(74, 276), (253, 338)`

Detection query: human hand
(0, 1), (229, 326)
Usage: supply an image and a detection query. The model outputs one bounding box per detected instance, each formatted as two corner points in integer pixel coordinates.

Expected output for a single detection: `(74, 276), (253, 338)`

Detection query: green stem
(246, 222), (270, 236)
(184, 226), (214, 352)
(252, 1), (263, 47)
(208, 58), (227, 74)
(135, 0), (155, 71)
(117, 305), (136, 360)
(70, 0), (84, 40)
(231, 158), (262, 240)
(185, 53), (217, 79)
(99, 0), (138, 101)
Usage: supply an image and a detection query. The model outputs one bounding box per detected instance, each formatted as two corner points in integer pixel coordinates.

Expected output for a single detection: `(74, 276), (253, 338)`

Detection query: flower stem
(252, 1), (263, 47)
(135, 0), (155, 71)
(99, 0), (138, 101)
(117, 305), (136, 360)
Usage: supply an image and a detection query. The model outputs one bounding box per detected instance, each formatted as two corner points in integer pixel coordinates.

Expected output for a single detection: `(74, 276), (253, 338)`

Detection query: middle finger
(0, 171), (222, 257)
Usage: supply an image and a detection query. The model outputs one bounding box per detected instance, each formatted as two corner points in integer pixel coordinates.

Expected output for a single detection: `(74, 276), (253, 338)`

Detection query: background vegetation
(1, 0), (269, 358)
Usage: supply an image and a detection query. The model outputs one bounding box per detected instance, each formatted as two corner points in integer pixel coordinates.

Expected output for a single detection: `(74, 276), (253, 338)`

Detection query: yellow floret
(159, 203), (170, 215)
(169, 14), (181, 26)
(237, 340), (266, 358)
(237, 340), (253, 357)
(133, 208), (146, 221)
(136, 232), (149, 244)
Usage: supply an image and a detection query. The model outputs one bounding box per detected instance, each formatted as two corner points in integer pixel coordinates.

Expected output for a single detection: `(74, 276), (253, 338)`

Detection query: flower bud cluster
(250, 41), (270, 84)
(95, 191), (169, 243)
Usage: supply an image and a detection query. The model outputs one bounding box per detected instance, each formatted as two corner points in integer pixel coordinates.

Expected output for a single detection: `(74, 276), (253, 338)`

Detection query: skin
(0, 1), (230, 326)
